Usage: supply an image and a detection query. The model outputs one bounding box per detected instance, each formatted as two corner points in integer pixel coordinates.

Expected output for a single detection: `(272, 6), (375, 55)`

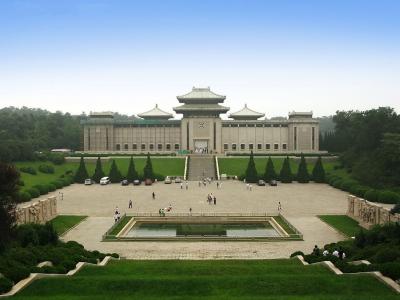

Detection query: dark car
(257, 180), (266, 186)
(145, 179), (153, 186)
(121, 180), (129, 186)
(133, 179), (141, 186)
(269, 180), (278, 186)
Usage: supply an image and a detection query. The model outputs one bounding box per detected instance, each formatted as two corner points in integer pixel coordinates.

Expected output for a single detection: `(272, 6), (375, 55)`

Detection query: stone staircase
(187, 155), (216, 181)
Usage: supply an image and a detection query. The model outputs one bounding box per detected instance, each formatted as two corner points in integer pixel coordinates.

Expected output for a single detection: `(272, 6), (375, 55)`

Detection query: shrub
(339, 180), (357, 192)
(110, 253), (119, 258)
(18, 180), (25, 186)
(33, 184), (49, 195)
(38, 164), (55, 174)
(350, 185), (369, 198)
(391, 202), (400, 214)
(290, 251), (304, 258)
(126, 157), (138, 182)
(376, 262), (400, 281)
(65, 241), (84, 249)
(92, 157), (105, 183)
(364, 189), (379, 202)
(19, 166), (37, 175)
(143, 153), (154, 181)
(377, 190), (400, 204)
(5, 247), (38, 266)
(279, 156), (293, 183)
(74, 157), (89, 183)
(312, 156), (325, 183)
(15, 225), (39, 247)
(263, 157), (277, 182)
(2, 264), (30, 283)
(332, 179), (343, 189)
(17, 191), (31, 202)
(372, 248), (400, 264)
(0, 277), (13, 294)
(49, 153), (65, 165)
(51, 181), (63, 189)
(109, 159), (122, 183)
(61, 260), (77, 271)
(46, 183), (56, 192)
(35, 223), (58, 245)
(26, 187), (40, 198)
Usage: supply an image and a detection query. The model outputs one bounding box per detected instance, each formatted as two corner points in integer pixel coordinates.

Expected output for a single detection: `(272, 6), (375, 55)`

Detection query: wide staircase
(187, 155), (216, 181)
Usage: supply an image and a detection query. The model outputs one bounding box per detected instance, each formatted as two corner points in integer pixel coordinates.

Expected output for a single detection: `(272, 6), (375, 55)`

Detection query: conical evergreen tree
(92, 157), (105, 183)
(279, 156), (292, 183)
(74, 157), (89, 183)
(312, 156), (325, 183)
(245, 151), (258, 183)
(126, 156), (138, 182)
(108, 159), (122, 183)
(143, 153), (154, 180)
(296, 154), (310, 183)
(263, 157), (277, 181)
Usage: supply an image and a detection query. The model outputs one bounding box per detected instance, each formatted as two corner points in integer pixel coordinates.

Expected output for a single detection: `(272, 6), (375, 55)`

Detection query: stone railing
(347, 195), (400, 228)
(16, 196), (57, 225)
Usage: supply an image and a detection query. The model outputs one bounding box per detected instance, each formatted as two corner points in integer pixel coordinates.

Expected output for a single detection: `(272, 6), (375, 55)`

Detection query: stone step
(187, 155), (215, 180)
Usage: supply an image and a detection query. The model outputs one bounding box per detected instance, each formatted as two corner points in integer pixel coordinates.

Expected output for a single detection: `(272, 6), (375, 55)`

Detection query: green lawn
(15, 157), (185, 189)
(318, 215), (363, 237)
(218, 157), (337, 177)
(13, 259), (397, 299)
(108, 216), (132, 236)
(49, 215), (87, 235)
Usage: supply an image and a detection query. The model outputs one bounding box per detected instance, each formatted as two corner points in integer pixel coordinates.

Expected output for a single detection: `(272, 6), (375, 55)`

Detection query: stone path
(47, 181), (350, 259)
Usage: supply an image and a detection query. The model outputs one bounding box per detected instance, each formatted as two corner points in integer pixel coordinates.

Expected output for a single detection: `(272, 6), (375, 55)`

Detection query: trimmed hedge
(46, 183), (56, 192)
(19, 166), (37, 175)
(0, 277), (13, 294)
(38, 164), (55, 174)
(17, 191), (32, 202)
(26, 187), (40, 198)
(377, 190), (400, 204)
(364, 189), (379, 202)
(33, 184), (49, 195)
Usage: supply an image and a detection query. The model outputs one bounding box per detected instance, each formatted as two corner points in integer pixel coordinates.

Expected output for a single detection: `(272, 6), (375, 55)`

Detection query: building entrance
(194, 140), (209, 154)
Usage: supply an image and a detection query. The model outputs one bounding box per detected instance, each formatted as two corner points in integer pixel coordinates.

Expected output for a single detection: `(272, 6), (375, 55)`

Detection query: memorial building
(82, 87), (319, 154)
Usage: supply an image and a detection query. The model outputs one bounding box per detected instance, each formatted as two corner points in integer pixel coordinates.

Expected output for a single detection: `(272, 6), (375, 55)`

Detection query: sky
(0, 0), (399, 118)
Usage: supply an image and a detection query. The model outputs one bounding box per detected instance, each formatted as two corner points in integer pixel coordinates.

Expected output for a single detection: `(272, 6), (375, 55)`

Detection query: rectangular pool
(125, 222), (280, 238)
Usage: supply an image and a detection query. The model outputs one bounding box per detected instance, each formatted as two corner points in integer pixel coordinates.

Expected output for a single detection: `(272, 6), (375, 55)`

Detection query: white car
(84, 179), (93, 185)
(100, 177), (110, 185)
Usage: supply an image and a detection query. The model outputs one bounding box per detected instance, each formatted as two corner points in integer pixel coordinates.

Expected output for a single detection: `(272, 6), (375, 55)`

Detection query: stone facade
(82, 87), (320, 154)
(347, 195), (400, 228)
(16, 196), (57, 225)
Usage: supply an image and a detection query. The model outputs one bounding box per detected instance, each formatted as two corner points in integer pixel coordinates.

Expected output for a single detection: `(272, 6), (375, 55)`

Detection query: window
(124, 144), (128, 150)
(266, 144), (271, 150)
(274, 143), (279, 150)
(232, 143), (237, 151)
(174, 143), (180, 150)
(249, 144), (254, 150)
(116, 144), (121, 151)
(224, 144), (228, 150)
(141, 144), (146, 150)
(166, 144), (171, 151)
(132, 144), (137, 150)
(257, 143), (262, 150)
(282, 143), (287, 150)
(158, 144), (162, 151)
(240, 143), (245, 150)
(149, 144), (154, 151)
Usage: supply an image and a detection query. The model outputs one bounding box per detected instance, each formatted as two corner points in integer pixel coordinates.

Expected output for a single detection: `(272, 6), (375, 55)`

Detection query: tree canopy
(245, 151), (258, 183)
(263, 157), (277, 182)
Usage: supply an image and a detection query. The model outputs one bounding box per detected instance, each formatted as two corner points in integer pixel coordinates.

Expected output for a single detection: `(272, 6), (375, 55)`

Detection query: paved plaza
(34, 181), (349, 259)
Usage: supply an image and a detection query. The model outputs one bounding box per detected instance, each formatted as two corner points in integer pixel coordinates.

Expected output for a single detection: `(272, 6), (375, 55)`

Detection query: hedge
(38, 164), (55, 174)
(26, 187), (40, 198)
(17, 191), (32, 202)
(377, 190), (400, 204)
(0, 277), (13, 294)
(364, 189), (379, 202)
(46, 183), (56, 192)
(19, 166), (37, 175)
(33, 184), (49, 195)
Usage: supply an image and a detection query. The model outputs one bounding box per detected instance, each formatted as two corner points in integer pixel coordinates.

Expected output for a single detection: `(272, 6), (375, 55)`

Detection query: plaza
(33, 181), (348, 259)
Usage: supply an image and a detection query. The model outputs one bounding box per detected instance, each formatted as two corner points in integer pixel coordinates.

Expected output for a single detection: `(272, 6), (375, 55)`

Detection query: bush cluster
(19, 166), (37, 175)
(0, 223), (111, 294)
(38, 164), (55, 174)
(299, 223), (400, 282)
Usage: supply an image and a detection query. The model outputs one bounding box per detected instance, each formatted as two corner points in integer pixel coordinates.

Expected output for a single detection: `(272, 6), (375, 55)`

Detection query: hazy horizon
(1, 0), (399, 118)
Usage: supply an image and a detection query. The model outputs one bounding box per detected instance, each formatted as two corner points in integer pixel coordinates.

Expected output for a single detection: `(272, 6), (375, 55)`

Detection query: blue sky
(0, 0), (399, 117)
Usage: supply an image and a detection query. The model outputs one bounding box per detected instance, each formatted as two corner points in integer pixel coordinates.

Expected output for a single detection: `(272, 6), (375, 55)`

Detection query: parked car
(269, 180), (278, 186)
(164, 176), (172, 184)
(257, 180), (266, 186)
(84, 179), (93, 185)
(174, 177), (182, 183)
(121, 180), (129, 186)
(145, 179), (152, 186)
(133, 179), (141, 186)
(100, 177), (110, 185)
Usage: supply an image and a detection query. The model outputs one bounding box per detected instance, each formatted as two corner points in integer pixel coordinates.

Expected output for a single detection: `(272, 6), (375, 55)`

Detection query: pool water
(126, 222), (280, 238)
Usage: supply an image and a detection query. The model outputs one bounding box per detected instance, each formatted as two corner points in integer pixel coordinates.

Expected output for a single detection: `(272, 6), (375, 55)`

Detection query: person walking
(278, 201), (282, 213)
(152, 192), (155, 200)
(213, 196), (216, 205)
(128, 199), (132, 208)
(189, 207), (192, 215)
(186, 181), (189, 190)
(180, 182), (183, 189)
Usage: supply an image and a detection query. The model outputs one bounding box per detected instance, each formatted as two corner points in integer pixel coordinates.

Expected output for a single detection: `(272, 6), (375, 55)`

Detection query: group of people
(245, 183), (253, 191)
(113, 206), (121, 223)
(313, 245), (346, 260)
(158, 205), (172, 217)
(207, 193), (217, 205)
(180, 181), (189, 190)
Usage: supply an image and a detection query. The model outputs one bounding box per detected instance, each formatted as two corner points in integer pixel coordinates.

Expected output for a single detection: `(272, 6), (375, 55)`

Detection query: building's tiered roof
(177, 87), (226, 103)
(288, 111), (313, 119)
(229, 104), (265, 120)
(138, 104), (173, 120)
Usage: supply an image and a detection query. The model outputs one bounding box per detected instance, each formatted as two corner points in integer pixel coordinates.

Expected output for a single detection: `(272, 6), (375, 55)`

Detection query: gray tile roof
(177, 87), (226, 102)
(229, 104), (265, 120)
(137, 104), (173, 119)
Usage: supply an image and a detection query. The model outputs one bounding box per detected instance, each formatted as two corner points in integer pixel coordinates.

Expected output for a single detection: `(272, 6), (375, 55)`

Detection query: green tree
(0, 162), (19, 251)
(92, 157), (105, 183)
(312, 156), (325, 183)
(74, 157), (89, 183)
(109, 160), (122, 183)
(143, 153), (154, 180)
(245, 151), (258, 183)
(279, 156), (292, 183)
(263, 157), (276, 181)
(296, 154), (310, 183)
(126, 157), (138, 182)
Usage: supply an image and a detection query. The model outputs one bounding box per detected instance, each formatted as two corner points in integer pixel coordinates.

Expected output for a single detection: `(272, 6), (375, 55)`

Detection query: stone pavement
(35, 181), (349, 259)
